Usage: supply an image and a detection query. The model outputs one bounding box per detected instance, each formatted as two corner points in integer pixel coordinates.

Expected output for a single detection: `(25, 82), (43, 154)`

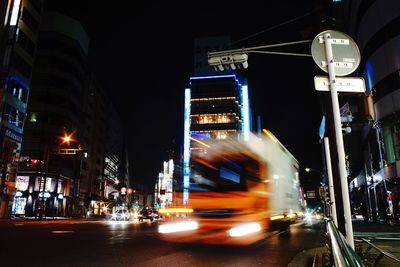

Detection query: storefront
(11, 172), (73, 217)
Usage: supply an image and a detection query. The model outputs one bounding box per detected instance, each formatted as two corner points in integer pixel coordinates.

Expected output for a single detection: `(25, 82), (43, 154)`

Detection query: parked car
(138, 207), (159, 222)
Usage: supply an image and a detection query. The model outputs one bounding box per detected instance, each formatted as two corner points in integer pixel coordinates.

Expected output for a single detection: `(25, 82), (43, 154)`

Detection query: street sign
(311, 30), (360, 76)
(306, 191), (316, 199)
(314, 76), (366, 93)
(311, 30), (358, 247)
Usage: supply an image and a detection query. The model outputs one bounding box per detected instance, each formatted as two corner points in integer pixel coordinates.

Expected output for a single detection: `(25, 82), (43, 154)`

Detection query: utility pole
(311, 30), (364, 248)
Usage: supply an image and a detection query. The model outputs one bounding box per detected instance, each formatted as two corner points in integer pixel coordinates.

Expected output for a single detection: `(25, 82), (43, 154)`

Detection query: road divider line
(51, 230), (75, 234)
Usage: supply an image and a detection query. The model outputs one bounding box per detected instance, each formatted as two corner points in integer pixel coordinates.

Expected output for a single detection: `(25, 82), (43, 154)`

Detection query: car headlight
(228, 223), (262, 237)
(158, 221), (198, 234)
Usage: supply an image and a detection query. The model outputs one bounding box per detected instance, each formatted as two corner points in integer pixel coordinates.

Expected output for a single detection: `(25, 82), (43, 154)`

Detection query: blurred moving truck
(158, 132), (304, 245)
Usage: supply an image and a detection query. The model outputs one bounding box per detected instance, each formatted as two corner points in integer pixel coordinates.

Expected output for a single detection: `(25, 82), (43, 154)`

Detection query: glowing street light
(304, 167), (324, 177)
(60, 132), (76, 146)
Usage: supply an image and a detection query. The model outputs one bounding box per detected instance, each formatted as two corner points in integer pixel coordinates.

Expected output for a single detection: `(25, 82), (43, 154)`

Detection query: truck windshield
(190, 158), (246, 192)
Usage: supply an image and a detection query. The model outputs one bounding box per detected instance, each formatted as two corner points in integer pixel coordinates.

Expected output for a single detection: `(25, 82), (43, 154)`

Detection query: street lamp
(304, 167), (326, 206)
(60, 132), (76, 146)
(53, 131), (87, 217)
(305, 167), (324, 177)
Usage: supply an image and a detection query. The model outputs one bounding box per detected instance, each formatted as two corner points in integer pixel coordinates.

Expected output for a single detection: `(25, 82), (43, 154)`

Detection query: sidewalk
(287, 219), (400, 267)
(352, 219), (400, 233)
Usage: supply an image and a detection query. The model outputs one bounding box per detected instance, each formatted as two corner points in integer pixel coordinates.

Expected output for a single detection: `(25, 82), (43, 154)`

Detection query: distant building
(182, 74), (251, 204)
(155, 159), (174, 208)
(103, 99), (128, 205)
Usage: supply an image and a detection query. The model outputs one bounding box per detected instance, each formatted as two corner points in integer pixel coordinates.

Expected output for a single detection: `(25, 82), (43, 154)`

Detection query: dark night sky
(46, 1), (325, 189)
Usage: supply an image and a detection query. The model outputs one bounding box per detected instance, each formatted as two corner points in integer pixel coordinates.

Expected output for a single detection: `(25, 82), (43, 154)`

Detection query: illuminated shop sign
(15, 176), (29, 191)
(39, 192), (51, 198)
(191, 132), (211, 140)
(0, 128), (23, 143)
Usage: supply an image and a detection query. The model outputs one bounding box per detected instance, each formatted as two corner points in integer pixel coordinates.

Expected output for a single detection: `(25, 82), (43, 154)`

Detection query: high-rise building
(155, 159), (174, 208)
(18, 12), (89, 217)
(17, 11), (128, 218)
(182, 74), (251, 204)
(179, 36), (252, 205)
(0, 0), (43, 218)
(341, 0), (400, 221)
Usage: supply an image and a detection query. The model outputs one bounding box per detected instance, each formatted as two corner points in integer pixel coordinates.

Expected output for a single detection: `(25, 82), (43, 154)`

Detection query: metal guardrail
(355, 238), (400, 266)
(326, 219), (364, 267)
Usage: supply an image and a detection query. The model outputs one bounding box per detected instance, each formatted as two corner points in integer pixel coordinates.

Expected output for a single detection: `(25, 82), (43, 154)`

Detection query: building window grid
(27, 0), (43, 14)
(191, 113), (237, 124)
(17, 29), (35, 57)
(21, 7), (39, 33)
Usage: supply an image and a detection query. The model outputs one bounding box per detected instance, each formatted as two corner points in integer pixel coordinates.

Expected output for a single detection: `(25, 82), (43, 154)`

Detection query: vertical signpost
(311, 30), (362, 249)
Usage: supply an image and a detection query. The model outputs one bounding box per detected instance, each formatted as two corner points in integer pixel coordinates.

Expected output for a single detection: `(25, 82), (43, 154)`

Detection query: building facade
(17, 11), (128, 218)
(182, 74), (251, 204)
(0, 0), (43, 218)
(342, 0), (400, 222)
(155, 159), (174, 208)
(18, 11), (89, 217)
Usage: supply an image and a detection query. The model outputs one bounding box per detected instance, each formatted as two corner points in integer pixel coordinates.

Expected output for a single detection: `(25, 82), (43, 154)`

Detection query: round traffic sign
(311, 30), (360, 76)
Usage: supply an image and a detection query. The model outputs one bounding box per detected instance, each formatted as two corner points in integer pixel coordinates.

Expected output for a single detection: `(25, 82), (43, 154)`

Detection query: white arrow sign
(314, 76), (366, 93)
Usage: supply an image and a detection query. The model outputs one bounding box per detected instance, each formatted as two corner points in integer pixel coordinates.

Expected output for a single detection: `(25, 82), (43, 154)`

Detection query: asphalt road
(0, 218), (326, 267)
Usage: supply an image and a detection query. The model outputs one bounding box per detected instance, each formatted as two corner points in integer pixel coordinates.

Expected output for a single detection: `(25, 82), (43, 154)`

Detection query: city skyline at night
(45, 1), (322, 189)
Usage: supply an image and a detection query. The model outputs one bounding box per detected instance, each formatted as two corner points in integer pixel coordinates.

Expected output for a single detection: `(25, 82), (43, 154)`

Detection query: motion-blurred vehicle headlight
(305, 212), (313, 221)
(228, 223), (262, 237)
(158, 221), (198, 234)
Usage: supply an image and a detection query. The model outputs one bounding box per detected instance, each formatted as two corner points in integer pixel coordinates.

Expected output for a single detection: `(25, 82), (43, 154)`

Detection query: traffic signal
(339, 95), (374, 135)
(208, 53), (248, 71)
(341, 113), (353, 135)
(347, 95), (375, 124)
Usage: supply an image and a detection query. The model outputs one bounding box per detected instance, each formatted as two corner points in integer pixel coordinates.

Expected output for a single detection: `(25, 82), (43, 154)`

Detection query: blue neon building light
(183, 88), (191, 204)
(189, 74), (236, 80)
(365, 62), (374, 95)
(241, 85), (250, 141)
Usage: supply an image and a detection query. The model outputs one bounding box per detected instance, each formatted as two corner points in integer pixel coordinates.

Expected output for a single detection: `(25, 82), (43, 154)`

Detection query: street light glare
(305, 168), (311, 172)
(60, 132), (75, 146)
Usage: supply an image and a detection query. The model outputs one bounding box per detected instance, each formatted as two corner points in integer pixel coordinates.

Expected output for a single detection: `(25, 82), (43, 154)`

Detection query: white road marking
(51, 230), (75, 234)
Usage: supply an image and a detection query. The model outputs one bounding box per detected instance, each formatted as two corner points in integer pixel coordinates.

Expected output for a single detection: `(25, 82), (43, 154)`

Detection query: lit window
(10, 0), (21, 26)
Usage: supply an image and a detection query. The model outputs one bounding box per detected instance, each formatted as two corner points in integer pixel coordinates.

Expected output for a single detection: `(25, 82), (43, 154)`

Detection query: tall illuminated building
(155, 159), (174, 208)
(183, 74), (251, 204)
(0, 0), (43, 218)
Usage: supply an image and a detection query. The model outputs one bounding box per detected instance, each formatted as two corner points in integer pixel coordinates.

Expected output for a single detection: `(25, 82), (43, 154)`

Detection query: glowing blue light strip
(241, 85), (250, 141)
(183, 88), (191, 199)
(190, 74), (236, 80)
(365, 62), (374, 95)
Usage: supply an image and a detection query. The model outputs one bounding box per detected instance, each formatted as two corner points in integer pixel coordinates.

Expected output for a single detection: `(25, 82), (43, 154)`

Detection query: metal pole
(324, 137), (338, 226)
(323, 33), (354, 248)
